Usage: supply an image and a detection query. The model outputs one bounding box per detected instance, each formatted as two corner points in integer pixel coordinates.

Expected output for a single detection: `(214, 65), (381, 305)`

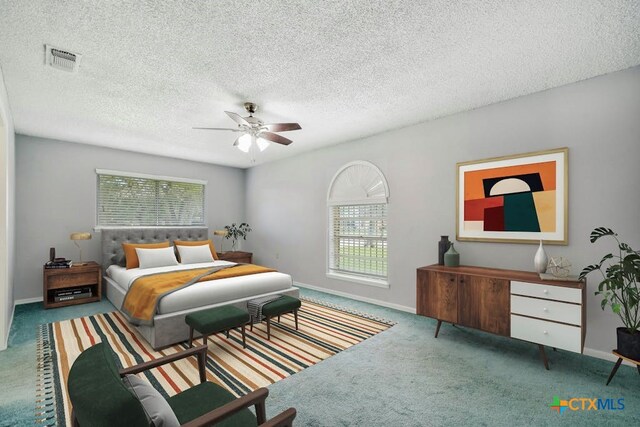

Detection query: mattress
(106, 262), (293, 315)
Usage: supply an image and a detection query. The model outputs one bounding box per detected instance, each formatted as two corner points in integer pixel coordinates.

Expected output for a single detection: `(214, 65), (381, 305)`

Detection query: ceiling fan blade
(225, 111), (249, 126)
(259, 131), (293, 146)
(193, 127), (241, 132)
(262, 123), (302, 132)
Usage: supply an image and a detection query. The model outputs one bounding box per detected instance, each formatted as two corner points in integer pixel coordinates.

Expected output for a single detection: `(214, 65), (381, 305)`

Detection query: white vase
(534, 240), (548, 274)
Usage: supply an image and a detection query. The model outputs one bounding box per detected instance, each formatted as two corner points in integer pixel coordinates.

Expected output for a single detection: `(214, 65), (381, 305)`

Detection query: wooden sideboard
(417, 264), (586, 369)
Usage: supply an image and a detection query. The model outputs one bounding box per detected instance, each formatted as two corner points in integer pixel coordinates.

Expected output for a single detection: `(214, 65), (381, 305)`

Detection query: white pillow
(135, 246), (179, 269)
(176, 244), (214, 264)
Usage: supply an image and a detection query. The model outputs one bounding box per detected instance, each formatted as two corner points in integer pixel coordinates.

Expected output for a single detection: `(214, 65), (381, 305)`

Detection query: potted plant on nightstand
(580, 227), (640, 360)
(223, 223), (252, 251)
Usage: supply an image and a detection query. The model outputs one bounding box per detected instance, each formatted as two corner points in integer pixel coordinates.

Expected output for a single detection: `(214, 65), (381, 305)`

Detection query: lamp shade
(213, 230), (228, 237)
(70, 232), (92, 241)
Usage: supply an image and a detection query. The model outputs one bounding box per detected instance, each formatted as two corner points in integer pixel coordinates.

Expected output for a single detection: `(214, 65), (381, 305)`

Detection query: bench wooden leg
(202, 334), (208, 347)
(267, 316), (271, 340)
(226, 329), (230, 339)
(294, 309), (299, 330)
(278, 314), (281, 323)
(188, 327), (194, 348)
(250, 316), (253, 331)
(242, 323), (246, 348)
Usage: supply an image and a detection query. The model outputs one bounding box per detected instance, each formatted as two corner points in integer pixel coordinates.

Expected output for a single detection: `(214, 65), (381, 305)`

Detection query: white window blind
(97, 172), (205, 226)
(329, 204), (388, 279)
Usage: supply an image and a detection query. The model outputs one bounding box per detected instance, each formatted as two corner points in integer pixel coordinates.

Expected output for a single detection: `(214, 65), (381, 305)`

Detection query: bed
(101, 227), (299, 349)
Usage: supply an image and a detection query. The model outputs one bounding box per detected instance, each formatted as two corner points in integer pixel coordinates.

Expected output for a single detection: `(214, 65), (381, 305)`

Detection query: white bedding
(106, 261), (294, 315)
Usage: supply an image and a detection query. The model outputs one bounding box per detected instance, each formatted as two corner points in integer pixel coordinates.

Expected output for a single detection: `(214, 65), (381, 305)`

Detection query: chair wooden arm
(180, 387), (270, 427)
(259, 407), (297, 427)
(119, 344), (208, 383)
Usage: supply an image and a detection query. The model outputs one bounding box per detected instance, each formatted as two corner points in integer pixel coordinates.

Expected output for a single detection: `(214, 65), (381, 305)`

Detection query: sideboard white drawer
(511, 295), (581, 326)
(511, 315), (582, 353)
(511, 281), (581, 304)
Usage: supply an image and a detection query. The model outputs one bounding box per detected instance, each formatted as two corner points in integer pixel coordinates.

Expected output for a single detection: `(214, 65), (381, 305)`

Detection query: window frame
(326, 161), (390, 288)
(95, 169), (207, 229)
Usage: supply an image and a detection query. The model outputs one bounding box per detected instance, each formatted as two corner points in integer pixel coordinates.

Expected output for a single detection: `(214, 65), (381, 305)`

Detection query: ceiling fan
(194, 102), (302, 153)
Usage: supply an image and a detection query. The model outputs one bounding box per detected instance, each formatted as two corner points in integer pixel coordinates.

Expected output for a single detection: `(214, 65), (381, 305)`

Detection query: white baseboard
(294, 281), (416, 314)
(15, 296), (43, 305)
(584, 347), (634, 367)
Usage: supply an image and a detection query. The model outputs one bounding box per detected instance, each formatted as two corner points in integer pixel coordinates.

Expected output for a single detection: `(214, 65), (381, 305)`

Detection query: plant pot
(617, 327), (640, 361)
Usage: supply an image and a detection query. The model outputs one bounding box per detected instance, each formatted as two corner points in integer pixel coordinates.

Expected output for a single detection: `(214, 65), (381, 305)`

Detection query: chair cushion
(123, 375), (180, 427)
(167, 382), (257, 427)
(67, 343), (149, 427)
(262, 295), (302, 317)
(185, 305), (250, 335)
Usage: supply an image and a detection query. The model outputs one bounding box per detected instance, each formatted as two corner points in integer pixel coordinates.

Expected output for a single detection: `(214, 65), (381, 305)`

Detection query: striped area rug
(35, 298), (394, 426)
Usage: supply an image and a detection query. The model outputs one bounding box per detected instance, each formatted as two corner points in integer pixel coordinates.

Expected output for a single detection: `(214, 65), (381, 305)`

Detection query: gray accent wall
(15, 135), (245, 301)
(245, 66), (640, 355)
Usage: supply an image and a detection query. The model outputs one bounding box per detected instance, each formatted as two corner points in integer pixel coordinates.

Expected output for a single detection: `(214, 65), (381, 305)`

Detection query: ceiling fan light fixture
(236, 134), (252, 153)
(256, 137), (270, 152)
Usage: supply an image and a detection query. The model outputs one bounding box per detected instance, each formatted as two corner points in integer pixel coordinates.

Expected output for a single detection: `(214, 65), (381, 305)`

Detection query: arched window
(327, 161), (389, 287)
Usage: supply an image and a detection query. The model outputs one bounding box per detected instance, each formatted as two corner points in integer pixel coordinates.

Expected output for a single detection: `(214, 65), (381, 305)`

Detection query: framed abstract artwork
(456, 148), (568, 244)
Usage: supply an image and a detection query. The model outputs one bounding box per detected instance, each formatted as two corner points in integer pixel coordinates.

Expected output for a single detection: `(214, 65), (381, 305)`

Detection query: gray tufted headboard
(101, 227), (209, 271)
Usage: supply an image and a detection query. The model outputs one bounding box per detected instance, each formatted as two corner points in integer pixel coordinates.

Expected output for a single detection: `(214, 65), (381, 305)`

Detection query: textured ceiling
(0, 1), (639, 168)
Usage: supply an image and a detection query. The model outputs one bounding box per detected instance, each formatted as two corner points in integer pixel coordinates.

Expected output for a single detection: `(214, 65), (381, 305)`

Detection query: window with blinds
(97, 172), (205, 226)
(329, 203), (388, 280)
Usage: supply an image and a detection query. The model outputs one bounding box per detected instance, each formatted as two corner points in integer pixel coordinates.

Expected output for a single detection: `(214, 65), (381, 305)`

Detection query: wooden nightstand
(218, 251), (253, 264)
(43, 261), (102, 308)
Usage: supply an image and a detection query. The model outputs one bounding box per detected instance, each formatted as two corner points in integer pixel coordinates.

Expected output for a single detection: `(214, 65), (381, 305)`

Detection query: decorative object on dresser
(534, 240), (548, 273)
(43, 261), (101, 308)
(223, 222), (252, 251)
(218, 251), (253, 264)
(548, 256), (572, 278)
(580, 227), (640, 361)
(69, 232), (92, 266)
(438, 236), (451, 265)
(443, 243), (460, 267)
(456, 148), (568, 244)
(416, 265), (586, 369)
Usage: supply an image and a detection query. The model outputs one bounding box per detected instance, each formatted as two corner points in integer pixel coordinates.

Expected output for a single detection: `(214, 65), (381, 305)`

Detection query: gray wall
(0, 65), (15, 350)
(15, 136), (246, 301)
(246, 66), (640, 355)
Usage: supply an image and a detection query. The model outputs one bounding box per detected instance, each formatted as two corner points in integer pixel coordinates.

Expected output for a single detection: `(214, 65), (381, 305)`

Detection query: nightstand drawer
(511, 315), (582, 353)
(511, 295), (581, 326)
(218, 251), (252, 264)
(511, 280), (581, 303)
(47, 272), (99, 289)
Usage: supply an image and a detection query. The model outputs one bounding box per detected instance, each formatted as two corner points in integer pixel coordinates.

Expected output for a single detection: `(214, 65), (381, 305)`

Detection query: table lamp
(70, 232), (92, 265)
(213, 229), (228, 252)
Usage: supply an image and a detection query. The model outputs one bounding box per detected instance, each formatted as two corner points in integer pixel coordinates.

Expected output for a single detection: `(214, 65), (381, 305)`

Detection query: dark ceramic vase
(438, 236), (451, 265)
(617, 327), (640, 361)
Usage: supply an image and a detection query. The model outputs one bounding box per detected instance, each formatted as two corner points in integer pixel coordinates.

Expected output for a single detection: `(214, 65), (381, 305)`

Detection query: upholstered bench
(186, 305), (250, 348)
(250, 295), (302, 340)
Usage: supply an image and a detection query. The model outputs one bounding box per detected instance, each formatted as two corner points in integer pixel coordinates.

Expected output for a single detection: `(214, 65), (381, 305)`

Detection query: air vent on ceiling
(45, 44), (82, 72)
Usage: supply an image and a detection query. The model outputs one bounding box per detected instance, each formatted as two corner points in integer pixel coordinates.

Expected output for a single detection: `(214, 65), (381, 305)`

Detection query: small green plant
(223, 223), (252, 251)
(579, 227), (640, 334)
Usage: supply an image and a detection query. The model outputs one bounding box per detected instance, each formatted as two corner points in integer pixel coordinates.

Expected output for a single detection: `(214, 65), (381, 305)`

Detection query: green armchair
(67, 342), (296, 427)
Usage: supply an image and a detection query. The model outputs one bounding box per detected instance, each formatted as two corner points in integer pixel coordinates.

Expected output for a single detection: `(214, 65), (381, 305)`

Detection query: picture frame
(456, 147), (568, 245)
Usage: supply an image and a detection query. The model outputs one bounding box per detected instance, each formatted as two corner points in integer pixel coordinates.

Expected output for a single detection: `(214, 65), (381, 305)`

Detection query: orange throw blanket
(122, 264), (276, 325)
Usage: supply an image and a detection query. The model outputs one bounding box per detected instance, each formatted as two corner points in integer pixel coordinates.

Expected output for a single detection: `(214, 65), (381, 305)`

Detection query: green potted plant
(579, 227), (640, 360)
(223, 223), (252, 252)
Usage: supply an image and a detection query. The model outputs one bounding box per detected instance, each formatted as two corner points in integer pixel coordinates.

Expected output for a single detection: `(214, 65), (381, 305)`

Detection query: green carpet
(0, 289), (638, 426)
